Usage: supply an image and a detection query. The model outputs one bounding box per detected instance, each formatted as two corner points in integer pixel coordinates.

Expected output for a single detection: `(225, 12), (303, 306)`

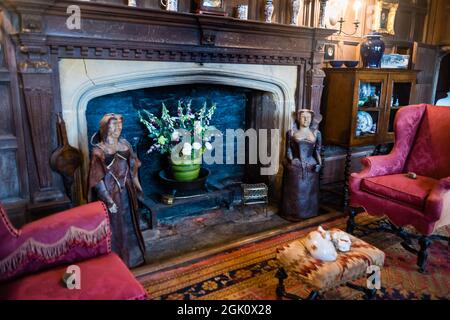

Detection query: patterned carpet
(137, 214), (450, 300)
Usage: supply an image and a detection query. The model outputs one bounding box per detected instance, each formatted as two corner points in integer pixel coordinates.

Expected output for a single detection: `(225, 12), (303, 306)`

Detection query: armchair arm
(0, 202), (111, 283)
(350, 153), (405, 192)
(352, 154), (405, 180)
(424, 177), (450, 222)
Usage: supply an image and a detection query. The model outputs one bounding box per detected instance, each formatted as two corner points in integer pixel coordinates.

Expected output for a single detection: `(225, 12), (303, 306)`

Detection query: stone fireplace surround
(1, 0), (335, 220)
(59, 59), (298, 204)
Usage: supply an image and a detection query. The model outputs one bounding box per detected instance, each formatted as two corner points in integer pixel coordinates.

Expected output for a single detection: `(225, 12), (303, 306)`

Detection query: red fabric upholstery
(350, 104), (450, 235)
(0, 202), (111, 282)
(361, 174), (438, 210)
(405, 106), (450, 180)
(0, 202), (147, 300)
(0, 253), (147, 300)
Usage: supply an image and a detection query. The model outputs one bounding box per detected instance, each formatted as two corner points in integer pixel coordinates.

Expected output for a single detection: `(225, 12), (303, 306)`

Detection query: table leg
(343, 147), (352, 211)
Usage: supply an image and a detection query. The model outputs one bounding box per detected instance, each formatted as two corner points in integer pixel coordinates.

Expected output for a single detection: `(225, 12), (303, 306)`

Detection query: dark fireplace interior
(86, 84), (277, 227)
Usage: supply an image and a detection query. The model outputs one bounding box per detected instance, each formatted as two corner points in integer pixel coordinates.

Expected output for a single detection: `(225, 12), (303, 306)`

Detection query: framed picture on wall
(372, 1), (399, 35)
(324, 44), (336, 61)
(195, 0), (227, 16)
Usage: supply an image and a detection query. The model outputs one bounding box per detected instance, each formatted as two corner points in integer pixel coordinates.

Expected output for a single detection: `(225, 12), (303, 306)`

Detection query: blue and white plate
(357, 111), (373, 133)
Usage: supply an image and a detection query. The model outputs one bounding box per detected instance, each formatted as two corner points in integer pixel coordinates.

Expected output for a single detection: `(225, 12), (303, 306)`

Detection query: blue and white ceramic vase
(360, 32), (385, 68)
(264, 0), (274, 23)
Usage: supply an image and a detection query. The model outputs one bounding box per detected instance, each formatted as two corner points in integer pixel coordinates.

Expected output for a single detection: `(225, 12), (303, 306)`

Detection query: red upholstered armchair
(0, 202), (147, 300)
(348, 104), (450, 273)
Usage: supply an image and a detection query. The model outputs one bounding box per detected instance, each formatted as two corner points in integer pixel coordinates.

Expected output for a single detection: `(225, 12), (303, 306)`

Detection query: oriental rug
(137, 214), (450, 300)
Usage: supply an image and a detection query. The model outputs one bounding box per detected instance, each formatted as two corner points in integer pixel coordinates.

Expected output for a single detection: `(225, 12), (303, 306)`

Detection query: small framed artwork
(372, 1), (399, 35)
(324, 44), (336, 61)
(195, 0), (227, 16)
(381, 54), (410, 69)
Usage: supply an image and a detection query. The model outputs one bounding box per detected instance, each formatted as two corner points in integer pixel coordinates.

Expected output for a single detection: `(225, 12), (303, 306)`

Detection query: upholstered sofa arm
(425, 177), (450, 223)
(0, 202), (111, 283)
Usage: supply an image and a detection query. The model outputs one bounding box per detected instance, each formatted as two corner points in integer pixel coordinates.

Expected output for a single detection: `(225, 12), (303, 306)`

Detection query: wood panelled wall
(425, 0), (450, 46)
(0, 9), (29, 225)
(328, 0), (431, 61)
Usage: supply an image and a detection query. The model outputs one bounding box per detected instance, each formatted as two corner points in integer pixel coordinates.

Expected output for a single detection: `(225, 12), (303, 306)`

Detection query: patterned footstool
(275, 228), (385, 300)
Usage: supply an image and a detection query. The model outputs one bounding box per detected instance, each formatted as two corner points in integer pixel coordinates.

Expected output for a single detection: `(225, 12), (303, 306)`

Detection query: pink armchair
(348, 104), (450, 273)
(0, 201), (147, 300)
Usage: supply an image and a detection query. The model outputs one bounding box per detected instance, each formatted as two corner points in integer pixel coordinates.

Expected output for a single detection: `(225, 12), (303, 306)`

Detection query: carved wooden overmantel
(1, 0), (335, 219)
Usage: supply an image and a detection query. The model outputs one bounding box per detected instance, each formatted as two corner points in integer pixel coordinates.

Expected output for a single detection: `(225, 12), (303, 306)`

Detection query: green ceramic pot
(171, 161), (201, 182)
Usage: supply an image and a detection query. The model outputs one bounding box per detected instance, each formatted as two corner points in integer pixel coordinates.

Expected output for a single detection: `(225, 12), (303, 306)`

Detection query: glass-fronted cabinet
(385, 74), (415, 140)
(322, 69), (417, 148)
(356, 81), (383, 138)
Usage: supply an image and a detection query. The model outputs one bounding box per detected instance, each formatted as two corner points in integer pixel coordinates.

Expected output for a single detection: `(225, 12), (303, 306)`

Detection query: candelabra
(336, 17), (360, 36)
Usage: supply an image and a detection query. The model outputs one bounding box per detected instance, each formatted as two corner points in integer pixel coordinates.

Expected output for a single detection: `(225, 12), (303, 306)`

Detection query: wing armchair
(348, 104), (450, 273)
(0, 201), (147, 300)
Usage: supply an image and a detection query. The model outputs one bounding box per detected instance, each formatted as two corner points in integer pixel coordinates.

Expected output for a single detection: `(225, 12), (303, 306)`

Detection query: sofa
(0, 201), (147, 300)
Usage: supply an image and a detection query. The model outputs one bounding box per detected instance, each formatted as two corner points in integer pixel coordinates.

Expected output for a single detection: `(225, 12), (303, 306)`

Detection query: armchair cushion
(361, 174), (438, 210)
(0, 253), (147, 300)
(0, 202), (111, 283)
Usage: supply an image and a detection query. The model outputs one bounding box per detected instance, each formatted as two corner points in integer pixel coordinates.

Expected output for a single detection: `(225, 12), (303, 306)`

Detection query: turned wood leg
(275, 268), (288, 298)
(418, 236), (431, 273)
(365, 288), (377, 300)
(343, 147), (352, 210)
(346, 207), (358, 234)
(275, 268), (318, 300)
(346, 282), (377, 300)
(372, 144), (382, 156)
(319, 145), (325, 189)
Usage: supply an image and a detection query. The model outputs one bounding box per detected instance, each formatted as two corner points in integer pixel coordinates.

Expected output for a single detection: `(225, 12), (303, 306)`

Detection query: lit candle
(341, 0), (349, 20)
(353, 0), (362, 21)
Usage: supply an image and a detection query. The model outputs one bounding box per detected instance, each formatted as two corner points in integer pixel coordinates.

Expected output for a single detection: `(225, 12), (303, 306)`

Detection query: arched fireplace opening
(85, 83), (279, 228)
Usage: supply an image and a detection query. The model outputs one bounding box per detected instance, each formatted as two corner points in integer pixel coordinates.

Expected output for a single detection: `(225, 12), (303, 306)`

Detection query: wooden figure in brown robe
(88, 113), (146, 268)
(281, 109), (322, 221)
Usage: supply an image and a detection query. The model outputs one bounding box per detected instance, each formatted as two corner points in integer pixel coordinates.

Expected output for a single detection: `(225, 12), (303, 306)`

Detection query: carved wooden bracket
(201, 33), (216, 46)
(20, 14), (44, 33)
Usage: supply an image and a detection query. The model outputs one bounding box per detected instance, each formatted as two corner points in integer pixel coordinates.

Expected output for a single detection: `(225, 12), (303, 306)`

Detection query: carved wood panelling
(22, 88), (54, 189)
(0, 85), (13, 135)
(49, 43), (307, 65)
(0, 150), (20, 200)
(0, 9), (29, 224)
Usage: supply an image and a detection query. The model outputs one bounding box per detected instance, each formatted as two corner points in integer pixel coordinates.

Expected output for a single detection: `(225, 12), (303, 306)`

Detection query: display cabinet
(321, 68), (417, 208)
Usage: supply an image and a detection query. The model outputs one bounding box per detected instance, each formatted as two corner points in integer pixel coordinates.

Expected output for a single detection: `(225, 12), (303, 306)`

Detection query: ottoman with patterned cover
(275, 228), (385, 299)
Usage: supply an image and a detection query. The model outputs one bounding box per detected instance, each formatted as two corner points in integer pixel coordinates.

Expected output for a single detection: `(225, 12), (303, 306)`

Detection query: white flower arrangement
(138, 100), (219, 161)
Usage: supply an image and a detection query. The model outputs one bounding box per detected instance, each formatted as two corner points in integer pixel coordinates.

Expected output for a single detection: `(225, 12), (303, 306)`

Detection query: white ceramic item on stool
(304, 226), (338, 262)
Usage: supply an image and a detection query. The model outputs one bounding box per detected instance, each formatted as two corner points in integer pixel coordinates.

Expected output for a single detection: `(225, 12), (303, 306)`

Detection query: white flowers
(194, 121), (203, 135)
(192, 142), (202, 150)
(181, 143), (192, 156)
(181, 142), (202, 156)
(171, 131), (180, 142)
